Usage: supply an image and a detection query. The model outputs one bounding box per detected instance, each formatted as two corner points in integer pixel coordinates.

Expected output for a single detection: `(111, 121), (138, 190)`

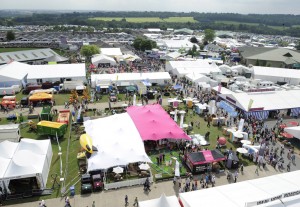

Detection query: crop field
(89, 16), (197, 23)
(215, 20), (260, 26)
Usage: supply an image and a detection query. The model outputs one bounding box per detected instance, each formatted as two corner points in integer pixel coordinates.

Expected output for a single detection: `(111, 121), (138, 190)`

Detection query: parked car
(109, 93), (117, 102)
(81, 174), (92, 194)
(91, 174), (103, 191)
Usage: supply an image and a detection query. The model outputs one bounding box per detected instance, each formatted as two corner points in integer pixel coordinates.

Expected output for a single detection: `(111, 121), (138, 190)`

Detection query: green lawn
(3, 98), (253, 204)
(89, 16), (197, 23)
(0, 48), (41, 53)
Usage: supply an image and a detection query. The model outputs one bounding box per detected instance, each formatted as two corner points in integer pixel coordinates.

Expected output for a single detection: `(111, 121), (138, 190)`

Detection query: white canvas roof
(219, 90), (300, 112)
(100, 48), (122, 57)
(162, 40), (198, 50)
(0, 140), (19, 159)
(185, 73), (210, 83)
(91, 72), (171, 87)
(0, 157), (10, 179)
(174, 66), (221, 77)
(92, 54), (116, 66)
(84, 113), (152, 171)
(285, 126), (300, 139)
(0, 139), (52, 191)
(139, 194), (181, 207)
(0, 61), (29, 81)
(27, 63), (86, 80)
(253, 66), (300, 85)
(180, 170), (300, 207)
(168, 60), (211, 69)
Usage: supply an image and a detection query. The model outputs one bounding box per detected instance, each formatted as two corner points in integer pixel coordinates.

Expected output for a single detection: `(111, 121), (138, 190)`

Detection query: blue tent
(173, 84), (182, 90)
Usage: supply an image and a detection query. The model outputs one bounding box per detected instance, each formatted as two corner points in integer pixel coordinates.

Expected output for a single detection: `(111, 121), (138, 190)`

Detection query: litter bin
(70, 185), (75, 196)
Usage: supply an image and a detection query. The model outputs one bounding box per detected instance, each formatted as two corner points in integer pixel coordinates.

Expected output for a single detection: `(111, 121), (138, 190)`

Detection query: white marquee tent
(185, 73), (210, 83)
(92, 54), (117, 66)
(91, 72), (171, 88)
(0, 61), (29, 87)
(0, 139), (52, 193)
(179, 170), (300, 207)
(252, 66), (300, 85)
(84, 113), (152, 171)
(218, 90), (300, 112)
(285, 126), (300, 139)
(139, 194), (181, 207)
(100, 48), (123, 57)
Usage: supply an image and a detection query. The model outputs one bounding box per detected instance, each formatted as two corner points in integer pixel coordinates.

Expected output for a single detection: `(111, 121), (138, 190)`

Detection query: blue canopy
(173, 84), (182, 90)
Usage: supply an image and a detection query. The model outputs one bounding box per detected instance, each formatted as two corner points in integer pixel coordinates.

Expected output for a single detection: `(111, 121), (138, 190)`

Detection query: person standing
(92, 201), (95, 207)
(240, 163), (244, 174)
(125, 195), (129, 206)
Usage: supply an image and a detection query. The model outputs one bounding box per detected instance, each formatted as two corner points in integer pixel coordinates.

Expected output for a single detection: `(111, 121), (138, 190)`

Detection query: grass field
(89, 16), (197, 23)
(215, 20), (259, 26)
(0, 48), (41, 53)
(3, 97), (253, 204)
(215, 20), (294, 31)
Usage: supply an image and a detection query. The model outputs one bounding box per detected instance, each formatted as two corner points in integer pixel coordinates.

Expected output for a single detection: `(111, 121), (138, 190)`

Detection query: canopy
(0, 139), (52, 192)
(139, 194), (181, 207)
(180, 170), (300, 207)
(92, 54), (117, 66)
(126, 104), (190, 141)
(29, 92), (53, 101)
(285, 126), (300, 139)
(187, 150), (226, 165)
(84, 113), (152, 171)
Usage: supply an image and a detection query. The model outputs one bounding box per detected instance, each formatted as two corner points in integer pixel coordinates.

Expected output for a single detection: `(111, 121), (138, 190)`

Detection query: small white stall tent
(0, 139), (53, 194)
(0, 124), (20, 143)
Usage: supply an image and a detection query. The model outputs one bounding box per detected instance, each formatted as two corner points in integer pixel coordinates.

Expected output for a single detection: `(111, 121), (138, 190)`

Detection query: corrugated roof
(0, 48), (61, 65)
(247, 48), (300, 63)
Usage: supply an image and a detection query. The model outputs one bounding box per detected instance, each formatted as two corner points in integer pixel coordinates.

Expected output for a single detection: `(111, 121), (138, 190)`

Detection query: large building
(239, 47), (300, 68)
(0, 48), (67, 65)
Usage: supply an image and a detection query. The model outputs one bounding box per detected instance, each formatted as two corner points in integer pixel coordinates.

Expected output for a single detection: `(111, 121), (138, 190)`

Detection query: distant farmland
(89, 16), (197, 23)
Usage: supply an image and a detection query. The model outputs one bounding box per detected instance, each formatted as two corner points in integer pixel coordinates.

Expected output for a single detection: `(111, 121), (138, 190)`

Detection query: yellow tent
(29, 92), (53, 101)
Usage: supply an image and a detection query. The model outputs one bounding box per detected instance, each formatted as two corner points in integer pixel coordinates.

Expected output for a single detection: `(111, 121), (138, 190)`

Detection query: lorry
(0, 85), (21, 95)
(59, 80), (86, 92)
(36, 121), (67, 138)
(0, 124), (20, 143)
(40, 106), (53, 121)
(23, 84), (42, 94)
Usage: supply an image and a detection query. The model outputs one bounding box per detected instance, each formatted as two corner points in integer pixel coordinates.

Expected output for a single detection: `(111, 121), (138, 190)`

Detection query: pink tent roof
(126, 104), (191, 141)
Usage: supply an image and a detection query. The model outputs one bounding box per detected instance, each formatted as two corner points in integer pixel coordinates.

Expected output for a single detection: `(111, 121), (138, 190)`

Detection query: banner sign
(245, 190), (300, 207)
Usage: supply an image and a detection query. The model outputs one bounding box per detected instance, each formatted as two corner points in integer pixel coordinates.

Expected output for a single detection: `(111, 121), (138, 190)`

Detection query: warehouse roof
(0, 48), (61, 65)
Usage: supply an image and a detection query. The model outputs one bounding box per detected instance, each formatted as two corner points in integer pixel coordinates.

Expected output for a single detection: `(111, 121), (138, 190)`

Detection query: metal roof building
(0, 48), (63, 65)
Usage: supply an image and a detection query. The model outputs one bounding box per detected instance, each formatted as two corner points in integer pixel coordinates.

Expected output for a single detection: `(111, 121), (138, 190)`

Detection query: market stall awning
(126, 104), (190, 141)
(29, 93), (53, 101)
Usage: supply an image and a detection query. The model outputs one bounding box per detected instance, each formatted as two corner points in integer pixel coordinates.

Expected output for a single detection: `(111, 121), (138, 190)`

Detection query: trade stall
(285, 126), (300, 139)
(179, 170), (300, 207)
(29, 92), (53, 104)
(139, 193), (181, 207)
(0, 139), (52, 194)
(184, 150), (226, 174)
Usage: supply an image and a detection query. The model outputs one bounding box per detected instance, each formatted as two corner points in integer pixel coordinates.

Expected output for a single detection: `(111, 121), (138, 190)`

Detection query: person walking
(92, 201), (95, 207)
(125, 195), (129, 206)
(133, 197), (139, 207)
(234, 171), (238, 183)
(240, 163), (244, 174)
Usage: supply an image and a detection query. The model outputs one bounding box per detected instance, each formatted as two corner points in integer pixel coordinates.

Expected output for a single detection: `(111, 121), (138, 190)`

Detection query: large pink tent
(127, 104), (191, 141)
